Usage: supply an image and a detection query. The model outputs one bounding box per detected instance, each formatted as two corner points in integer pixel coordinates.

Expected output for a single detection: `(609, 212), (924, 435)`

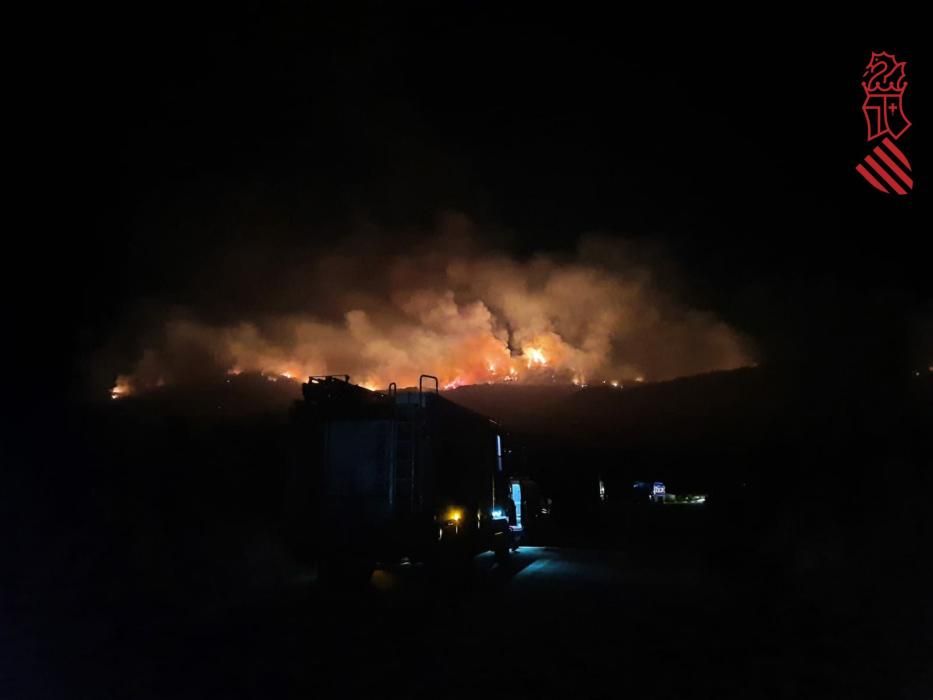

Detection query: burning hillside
(109, 219), (752, 399)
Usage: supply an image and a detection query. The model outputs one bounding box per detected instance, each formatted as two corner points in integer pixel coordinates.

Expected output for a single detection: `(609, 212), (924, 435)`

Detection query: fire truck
(288, 375), (522, 582)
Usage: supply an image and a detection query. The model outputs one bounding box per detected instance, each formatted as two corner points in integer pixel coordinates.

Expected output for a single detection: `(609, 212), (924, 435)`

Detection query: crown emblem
(862, 51), (908, 95)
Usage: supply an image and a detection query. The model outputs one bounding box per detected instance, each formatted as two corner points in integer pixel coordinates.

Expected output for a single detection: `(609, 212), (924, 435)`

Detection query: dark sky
(33, 10), (929, 398)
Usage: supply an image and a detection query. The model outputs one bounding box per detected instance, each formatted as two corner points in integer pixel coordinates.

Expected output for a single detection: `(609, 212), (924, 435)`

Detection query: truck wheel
(495, 542), (510, 564)
(436, 543), (472, 573)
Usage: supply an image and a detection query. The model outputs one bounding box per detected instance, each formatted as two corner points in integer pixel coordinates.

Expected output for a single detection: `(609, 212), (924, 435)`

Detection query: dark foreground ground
(9, 506), (932, 699)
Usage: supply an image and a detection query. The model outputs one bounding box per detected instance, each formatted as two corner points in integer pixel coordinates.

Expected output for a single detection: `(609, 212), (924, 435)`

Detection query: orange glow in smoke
(105, 227), (754, 399)
(110, 376), (132, 399)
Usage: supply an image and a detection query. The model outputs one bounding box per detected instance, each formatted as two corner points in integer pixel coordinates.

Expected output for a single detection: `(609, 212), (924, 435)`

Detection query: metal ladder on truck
(389, 375), (438, 554)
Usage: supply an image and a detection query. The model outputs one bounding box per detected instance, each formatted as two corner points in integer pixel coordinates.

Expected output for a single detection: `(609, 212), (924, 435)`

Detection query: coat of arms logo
(856, 52), (913, 195)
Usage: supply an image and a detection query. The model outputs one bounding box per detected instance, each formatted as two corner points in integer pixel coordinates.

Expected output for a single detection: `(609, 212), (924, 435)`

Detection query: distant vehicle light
(443, 507), (463, 523)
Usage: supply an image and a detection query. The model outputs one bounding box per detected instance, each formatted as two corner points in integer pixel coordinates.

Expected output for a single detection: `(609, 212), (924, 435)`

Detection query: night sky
(33, 11), (928, 399)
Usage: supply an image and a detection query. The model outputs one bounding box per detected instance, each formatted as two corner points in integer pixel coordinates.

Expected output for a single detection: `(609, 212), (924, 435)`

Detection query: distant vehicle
(289, 375), (521, 582)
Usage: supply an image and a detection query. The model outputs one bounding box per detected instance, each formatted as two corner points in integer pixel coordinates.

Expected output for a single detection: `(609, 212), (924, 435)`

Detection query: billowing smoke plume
(110, 215), (752, 397)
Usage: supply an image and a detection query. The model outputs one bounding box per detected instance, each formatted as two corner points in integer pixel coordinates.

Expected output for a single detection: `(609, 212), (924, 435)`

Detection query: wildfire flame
(110, 376), (132, 399)
(524, 347), (547, 367)
(220, 340), (571, 392)
(107, 225), (752, 398)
